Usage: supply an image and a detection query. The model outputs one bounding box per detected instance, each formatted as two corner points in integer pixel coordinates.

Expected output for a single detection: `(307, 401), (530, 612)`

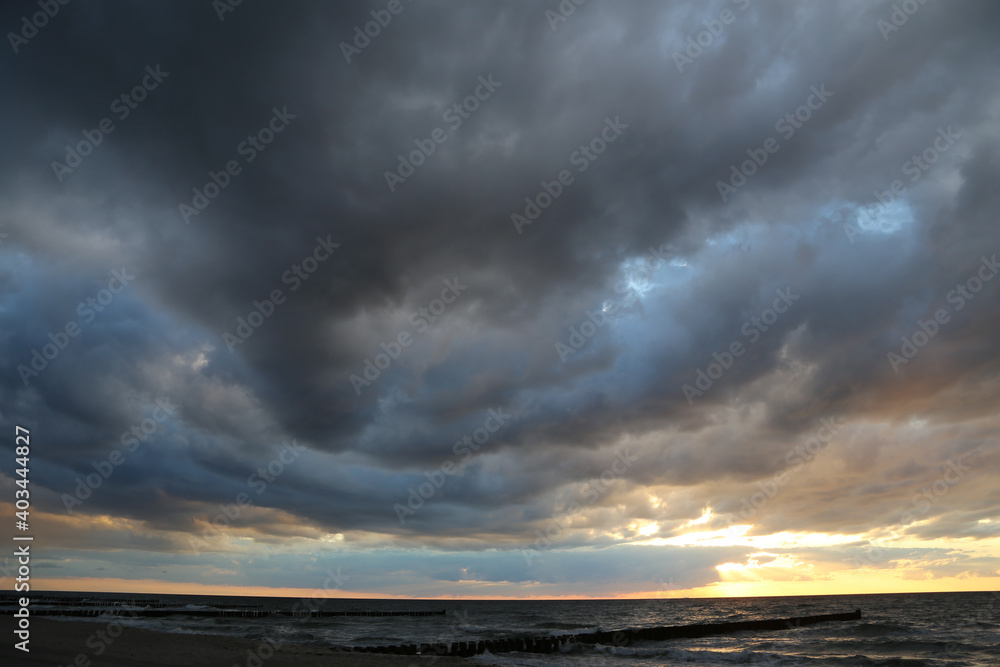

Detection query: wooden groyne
(16, 609), (273, 618)
(35, 598), (163, 606)
(43, 600), (174, 609)
(0, 596), (263, 610)
(300, 610), (446, 617)
(0, 596), (166, 607)
(346, 610), (863, 657)
(2, 607), (447, 619)
(0, 593), (444, 619)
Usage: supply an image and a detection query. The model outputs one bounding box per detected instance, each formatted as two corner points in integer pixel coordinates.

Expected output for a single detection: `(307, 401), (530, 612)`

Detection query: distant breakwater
(348, 610), (864, 657)
(0, 606), (446, 618)
(0, 593), (446, 618)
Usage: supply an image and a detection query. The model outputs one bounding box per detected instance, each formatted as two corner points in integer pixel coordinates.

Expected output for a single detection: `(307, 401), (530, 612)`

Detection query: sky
(1, 0), (999, 600)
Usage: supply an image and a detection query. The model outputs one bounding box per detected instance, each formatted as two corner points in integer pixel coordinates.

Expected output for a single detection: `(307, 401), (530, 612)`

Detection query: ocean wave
(471, 645), (936, 667)
(546, 641), (796, 664)
(347, 633), (409, 644)
(851, 621), (915, 636)
(469, 652), (556, 667)
(460, 623), (509, 634)
(527, 622), (601, 632)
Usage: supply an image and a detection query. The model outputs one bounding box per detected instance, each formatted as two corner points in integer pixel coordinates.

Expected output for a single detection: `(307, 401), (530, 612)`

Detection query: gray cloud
(2, 0), (999, 595)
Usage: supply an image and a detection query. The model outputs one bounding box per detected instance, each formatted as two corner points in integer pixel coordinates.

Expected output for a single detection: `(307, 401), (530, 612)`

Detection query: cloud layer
(2, 0), (999, 597)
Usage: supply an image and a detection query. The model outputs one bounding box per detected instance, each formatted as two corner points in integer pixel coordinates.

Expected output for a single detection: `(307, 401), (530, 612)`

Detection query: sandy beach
(0, 617), (473, 666)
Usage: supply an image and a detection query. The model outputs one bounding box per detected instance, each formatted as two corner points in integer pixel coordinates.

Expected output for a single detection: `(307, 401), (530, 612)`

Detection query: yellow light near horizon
(716, 552), (808, 578)
(637, 527), (871, 551)
(637, 522), (660, 537)
(637, 522), (752, 547)
(716, 562), (745, 572)
(687, 571), (1000, 599)
(681, 509), (714, 528)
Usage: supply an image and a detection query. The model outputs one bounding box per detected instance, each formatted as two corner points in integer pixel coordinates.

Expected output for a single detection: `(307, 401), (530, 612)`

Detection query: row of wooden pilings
(43, 601), (174, 608)
(14, 609), (273, 618)
(350, 636), (573, 657)
(0, 597), (164, 607)
(346, 610), (863, 657)
(299, 610), (446, 617)
(0, 596), (265, 610)
(3, 608), (447, 619)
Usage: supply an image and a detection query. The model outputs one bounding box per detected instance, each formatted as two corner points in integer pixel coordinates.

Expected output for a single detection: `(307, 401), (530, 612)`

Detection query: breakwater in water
(2, 607), (446, 618)
(0, 593), (447, 618)
(347, 609), (863, 657)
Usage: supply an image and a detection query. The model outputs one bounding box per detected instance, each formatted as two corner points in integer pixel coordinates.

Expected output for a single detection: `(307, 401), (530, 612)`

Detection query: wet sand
(0, 617), (472, 666)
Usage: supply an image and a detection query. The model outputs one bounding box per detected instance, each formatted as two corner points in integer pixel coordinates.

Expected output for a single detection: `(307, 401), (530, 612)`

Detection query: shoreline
(0, 617), (473, 666)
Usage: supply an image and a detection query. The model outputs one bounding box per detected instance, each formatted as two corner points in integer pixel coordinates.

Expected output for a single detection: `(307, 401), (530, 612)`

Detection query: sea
(6, 591), (999, 666)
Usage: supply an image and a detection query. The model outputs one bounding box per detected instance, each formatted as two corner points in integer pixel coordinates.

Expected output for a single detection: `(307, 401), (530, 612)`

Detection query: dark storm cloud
(2, 0), (1000, 593)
